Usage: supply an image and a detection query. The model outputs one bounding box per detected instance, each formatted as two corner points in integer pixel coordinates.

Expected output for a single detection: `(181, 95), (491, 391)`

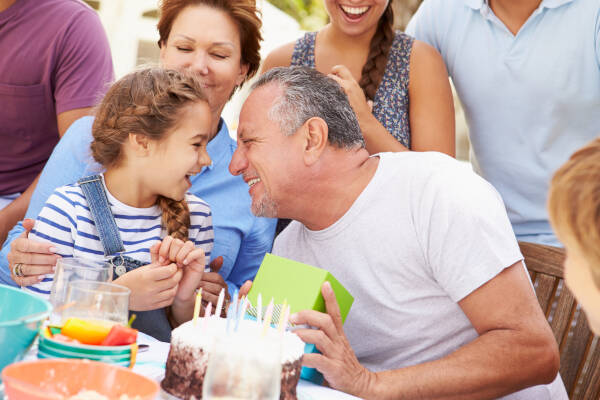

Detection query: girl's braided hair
(91, 67), (207, 241)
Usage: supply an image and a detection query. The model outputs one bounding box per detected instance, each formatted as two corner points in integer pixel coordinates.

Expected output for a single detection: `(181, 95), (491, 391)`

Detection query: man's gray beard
(251, 192), (278, 218)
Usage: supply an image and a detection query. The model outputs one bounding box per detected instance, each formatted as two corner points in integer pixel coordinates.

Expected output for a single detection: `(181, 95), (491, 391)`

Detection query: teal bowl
(38, 335), (134, 367)
(0, 285), (51, 381)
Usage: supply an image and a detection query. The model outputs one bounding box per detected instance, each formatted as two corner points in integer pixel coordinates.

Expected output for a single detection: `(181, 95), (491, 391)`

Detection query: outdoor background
(81, 0), (470, 160)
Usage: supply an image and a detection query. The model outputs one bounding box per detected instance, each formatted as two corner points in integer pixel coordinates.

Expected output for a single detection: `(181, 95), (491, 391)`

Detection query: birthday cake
(161, 317), (305, 400)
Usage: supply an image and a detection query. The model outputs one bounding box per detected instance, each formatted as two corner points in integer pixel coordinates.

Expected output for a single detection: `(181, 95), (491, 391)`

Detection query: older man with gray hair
(230, 66), (567, 399)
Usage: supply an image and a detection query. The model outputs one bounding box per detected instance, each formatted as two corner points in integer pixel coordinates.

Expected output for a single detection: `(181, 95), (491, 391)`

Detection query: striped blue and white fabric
(24, 176), (214, 297)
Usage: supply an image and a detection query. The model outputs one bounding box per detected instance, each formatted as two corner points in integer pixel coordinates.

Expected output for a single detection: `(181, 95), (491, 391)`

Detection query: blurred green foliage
(265, 0), (425, 31)
(267, 0), (328, 30)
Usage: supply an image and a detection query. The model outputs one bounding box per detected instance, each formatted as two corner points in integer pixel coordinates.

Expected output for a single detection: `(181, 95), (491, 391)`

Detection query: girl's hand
(113, 260), (182, 311)
(154, 236), (210, 324)
(174, 248), (206, 304)
(155, 236), (198, 267)
(170, 253), (206, 326)
(328, 65), (377, 135)
(152, 236), (207, 302)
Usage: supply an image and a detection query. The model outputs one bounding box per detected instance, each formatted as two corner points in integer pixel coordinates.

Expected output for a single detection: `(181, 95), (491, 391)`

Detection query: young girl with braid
(262, 0), (455, 156)
(23, 68), (214, 340)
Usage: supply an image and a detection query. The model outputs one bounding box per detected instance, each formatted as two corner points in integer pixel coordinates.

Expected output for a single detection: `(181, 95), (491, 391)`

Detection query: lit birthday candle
(226, 289), (239, 332)
(215, 288), (225, 318)
(262, 298), (274, 336)
(278, 299), (287, 327)
(202, 301), (212, 330)
(278, 301), (289, 333)
(257, 293), (262, 324)
(232, 289), (239, 317)
(235, 296), (247, 332)
(193, 288), (203, 326)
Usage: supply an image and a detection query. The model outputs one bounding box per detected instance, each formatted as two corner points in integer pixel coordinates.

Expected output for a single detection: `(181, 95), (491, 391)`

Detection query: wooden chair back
(519, 241), (600, 399)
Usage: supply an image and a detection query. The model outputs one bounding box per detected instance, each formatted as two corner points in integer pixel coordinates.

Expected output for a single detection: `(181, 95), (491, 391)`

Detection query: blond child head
(548, 137), (600, 334)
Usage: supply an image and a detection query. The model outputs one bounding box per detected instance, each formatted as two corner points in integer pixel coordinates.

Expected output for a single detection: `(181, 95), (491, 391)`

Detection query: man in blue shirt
(407, 0), (600, 246)
(1, 116), (276, 297)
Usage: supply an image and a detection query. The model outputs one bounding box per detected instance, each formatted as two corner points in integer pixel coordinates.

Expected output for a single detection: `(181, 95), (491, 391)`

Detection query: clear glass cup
(61, 280), (130, 327)
(203, 333), (282, 400)
(49, 258), (113, 325)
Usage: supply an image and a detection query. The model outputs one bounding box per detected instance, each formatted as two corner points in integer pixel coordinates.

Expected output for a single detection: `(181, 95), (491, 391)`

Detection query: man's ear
(302, 117), (328, 165)
(128, 133), (151, 156)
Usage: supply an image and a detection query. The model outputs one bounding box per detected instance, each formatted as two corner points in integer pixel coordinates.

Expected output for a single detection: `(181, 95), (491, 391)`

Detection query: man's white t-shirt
(274, 152), (567, 399)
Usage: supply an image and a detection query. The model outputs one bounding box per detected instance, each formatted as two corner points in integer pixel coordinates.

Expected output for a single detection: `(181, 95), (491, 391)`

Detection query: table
(15, 332), (360, 400)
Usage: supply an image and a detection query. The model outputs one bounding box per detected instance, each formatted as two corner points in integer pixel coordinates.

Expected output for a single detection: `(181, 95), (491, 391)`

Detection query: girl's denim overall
(78, 175), (173, 342)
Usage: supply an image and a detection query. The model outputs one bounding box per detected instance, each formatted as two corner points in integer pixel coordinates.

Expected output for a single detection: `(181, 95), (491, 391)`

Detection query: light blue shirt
(407, 0), (600, 246)
(0, 116), (276, 293)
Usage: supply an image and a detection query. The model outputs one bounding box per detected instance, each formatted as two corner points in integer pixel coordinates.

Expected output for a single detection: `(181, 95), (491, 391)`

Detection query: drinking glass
(203, 333), (282, 400)
(49, 258), (113, 324)
(61, 280), (130, 326)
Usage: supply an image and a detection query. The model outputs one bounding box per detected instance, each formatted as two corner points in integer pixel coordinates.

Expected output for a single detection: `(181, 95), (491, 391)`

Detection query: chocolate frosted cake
(161, 317), (304, 400)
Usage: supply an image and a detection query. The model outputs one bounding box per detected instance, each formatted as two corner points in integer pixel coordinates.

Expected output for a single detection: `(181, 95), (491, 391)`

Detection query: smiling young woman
(261, 0), (455, 157)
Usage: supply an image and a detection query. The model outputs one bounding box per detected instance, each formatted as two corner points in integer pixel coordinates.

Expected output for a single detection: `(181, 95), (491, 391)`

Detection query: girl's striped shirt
(24, 178), (214, 297)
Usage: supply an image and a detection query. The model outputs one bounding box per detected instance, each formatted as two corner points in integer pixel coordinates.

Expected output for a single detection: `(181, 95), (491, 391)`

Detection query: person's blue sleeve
(0, 116), (97, 286)
(225, 217), (276, 297)
(0, 222), (25, 286)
